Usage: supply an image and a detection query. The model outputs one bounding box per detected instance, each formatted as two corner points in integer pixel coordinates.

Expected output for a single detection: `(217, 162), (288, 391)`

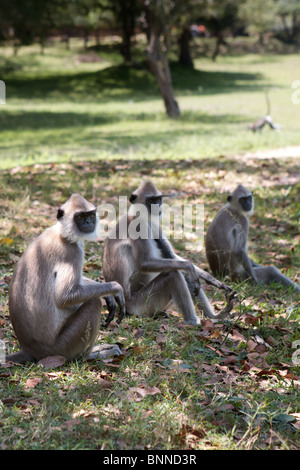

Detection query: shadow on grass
(0, 108), (251, 132)
(5, 62), (265, 103)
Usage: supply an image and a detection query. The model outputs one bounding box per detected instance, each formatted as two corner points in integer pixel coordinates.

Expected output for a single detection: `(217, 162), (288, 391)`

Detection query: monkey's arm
(174, 252), (234, 293)
(238, 250), (261, 284)
(55, 272), (125, 322)
(193, 265), (235, 292)
(132, 239), (198, 281)
(83, 277), (125, 325)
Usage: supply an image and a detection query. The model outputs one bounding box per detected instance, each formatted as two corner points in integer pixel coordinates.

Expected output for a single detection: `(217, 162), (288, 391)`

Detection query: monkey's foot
(87, 344), (122, 360)
(184, 316), (201, 326)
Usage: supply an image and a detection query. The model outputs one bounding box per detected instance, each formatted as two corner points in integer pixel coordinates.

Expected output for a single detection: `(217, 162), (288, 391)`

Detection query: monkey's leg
(54, 299), (122, 361)
(250, 259), (261, 268)
(7, 300), (102, 363)
(196, 288), (215, 318)
(127, 271), (200, 325)
(5, 350), (34, 364)
(254, 266), (300, 292)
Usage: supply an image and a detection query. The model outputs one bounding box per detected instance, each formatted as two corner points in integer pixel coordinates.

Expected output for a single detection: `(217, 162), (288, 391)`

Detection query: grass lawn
(0, 40), (299, 450)
(0, 39), (300, 169)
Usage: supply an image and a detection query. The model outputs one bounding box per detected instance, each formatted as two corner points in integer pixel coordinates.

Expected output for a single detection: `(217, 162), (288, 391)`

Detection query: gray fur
(103, 181), (235, 325)
(205, 185), (300, 292)
(7, 194), (125, 364)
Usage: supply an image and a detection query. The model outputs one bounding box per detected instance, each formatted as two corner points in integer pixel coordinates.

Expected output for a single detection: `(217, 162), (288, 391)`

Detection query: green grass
(0, 39), (299, 450)
(0, 39), (300, 169)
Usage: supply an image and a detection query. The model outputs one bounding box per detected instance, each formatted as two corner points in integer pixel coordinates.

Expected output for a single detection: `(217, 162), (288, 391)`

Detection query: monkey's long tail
(5, 350), (32, 364)
(265, 89), (271, 115)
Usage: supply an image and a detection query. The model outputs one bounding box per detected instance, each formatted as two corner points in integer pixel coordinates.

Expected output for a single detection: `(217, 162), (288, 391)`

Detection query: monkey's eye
(240, 196), (251, 203)
(148, 196), (162, 205)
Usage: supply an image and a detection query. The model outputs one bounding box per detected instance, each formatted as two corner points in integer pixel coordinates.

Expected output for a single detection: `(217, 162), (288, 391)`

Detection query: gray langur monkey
(205, 184), (300, 292)
(102, 181), (236, 326)
(247, 89), (282, 132)
(7, 194), (125, 364)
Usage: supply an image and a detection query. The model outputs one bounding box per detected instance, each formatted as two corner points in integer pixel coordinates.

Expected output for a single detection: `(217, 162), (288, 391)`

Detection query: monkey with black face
(102, 181), (236, 326)
(205, 184), (300, 292)
(7, 194), (125, 364)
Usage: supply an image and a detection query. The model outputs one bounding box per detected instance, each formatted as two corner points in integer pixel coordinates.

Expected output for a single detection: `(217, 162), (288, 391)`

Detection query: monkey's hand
(194, 266), (234, 293)
(114, 291), (126, 325)
(221, 282), (237, 296)
(104, 296), (117, 327)
(103, 292), (126, 327)
(188, 264), (201, 294)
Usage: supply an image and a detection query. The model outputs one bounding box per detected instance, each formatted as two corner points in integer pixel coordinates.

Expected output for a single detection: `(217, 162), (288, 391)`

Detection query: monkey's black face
(239, 195), (253, 212)
(146, 196), (163, 217)
(74, 210), (96, 233)
(146, 196), (162, 208)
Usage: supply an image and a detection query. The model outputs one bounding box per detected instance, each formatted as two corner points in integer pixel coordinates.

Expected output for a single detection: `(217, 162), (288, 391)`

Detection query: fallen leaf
(223, 355), (238, 365)
(256, 369), (291, 380)
(160, 358), (193, 372)
(2, 397), (22, 405)
(206, 344), (225, 356)
(62, 418), (81, 429)
(72, 409), (95, 419)
(292, 421), (300, 431)
(46, 371), (64, 380)
(230, 329), (246, 342)
(240, 313), (259, 325)
(37, 355), (66, 368)
(127, 385), (161, 401)
(97, 378), (113, 389)
(0, 238), (14, 246)
(247, 340), (257, 352)
(25, 378), (42, 389)
(26, 399), (41, 407)
(265, 335), (277, 347)
(156, 334), (166, 344)
(209, 330), (222, 340)
(201, 319), (216, 331)
(133, 328), (145, 338)
(176, 424), (205, 446)
(255, 344), (268, 354)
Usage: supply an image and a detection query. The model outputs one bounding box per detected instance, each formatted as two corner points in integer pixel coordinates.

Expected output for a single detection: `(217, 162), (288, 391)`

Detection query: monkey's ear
(57, 208), (64, 220)
(129, 194), (137, 204)
(227, 195), (232, 202)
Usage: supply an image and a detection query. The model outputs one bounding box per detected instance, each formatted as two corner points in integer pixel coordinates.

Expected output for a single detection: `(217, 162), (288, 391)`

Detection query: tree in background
(1, 0), (298, 117)
(238, 0), (277, 45)
(138, 0), (181, 118)
(175, 0), (207, 69)
(276, 0), (300, 44)
(201, 0), (243, 61)
(110, 0), (138, 63)
(0, 0), (63, 54)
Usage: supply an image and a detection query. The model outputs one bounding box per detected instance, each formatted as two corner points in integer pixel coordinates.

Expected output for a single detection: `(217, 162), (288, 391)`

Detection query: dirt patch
(234, 146), (300, 161)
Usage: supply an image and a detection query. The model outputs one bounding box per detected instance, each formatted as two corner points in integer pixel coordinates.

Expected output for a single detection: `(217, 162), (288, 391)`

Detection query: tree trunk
(120, 32), (132, 63)
(292, 12), (300, 44)
(119, 0), (136, 63)
(178, 27), (193, 68)
(212, 33), (226, 61)
(145, 12), (180, 118)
